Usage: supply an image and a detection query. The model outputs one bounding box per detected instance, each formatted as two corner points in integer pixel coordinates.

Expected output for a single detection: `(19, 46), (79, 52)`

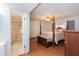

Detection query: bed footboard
(37, 36), (52, 48)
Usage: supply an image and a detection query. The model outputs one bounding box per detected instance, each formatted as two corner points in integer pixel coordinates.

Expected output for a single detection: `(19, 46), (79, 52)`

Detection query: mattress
(40, 31), (64, 44)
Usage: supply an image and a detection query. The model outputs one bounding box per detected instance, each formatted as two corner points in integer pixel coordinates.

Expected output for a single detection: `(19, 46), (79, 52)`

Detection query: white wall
(0, 4), (11, 55)
(30, 20), (40, 38)
(56, 15), (79, 30)
(30, 20), (52, 38)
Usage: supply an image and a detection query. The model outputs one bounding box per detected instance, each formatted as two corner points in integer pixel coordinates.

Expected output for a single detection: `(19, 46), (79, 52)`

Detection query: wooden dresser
(64, 30), (79, 56)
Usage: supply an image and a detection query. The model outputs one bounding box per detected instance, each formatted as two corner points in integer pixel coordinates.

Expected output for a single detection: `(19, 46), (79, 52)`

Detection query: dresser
(64, 30), (79, 56)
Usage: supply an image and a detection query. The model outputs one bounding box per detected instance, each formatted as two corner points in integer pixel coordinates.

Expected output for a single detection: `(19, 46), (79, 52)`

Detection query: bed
(37, 16), (65, 48)
(37, 30), (64, 48)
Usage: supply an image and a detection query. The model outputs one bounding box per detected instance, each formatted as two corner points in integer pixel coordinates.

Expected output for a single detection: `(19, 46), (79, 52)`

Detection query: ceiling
(30, 3), (79, 20)
(7, 3), (38, 16)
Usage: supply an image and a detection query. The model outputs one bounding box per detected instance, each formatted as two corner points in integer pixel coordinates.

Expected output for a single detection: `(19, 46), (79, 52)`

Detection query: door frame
(22, 13), (30, 54)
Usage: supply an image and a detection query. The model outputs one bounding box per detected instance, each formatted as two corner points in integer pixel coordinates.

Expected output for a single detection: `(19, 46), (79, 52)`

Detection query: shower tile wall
(11, 16), (22, 43)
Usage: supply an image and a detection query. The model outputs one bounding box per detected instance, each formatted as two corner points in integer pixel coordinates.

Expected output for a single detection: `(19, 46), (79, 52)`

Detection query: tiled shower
(11, 16), (23, 56)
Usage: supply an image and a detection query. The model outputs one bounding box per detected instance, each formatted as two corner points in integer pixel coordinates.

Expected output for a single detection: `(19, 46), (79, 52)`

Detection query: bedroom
(0, 3), (79, 56)
(28, 3), (79, 56)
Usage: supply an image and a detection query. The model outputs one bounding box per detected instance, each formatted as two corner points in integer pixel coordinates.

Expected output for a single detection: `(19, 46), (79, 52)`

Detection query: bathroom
(11, 15), (24, 56)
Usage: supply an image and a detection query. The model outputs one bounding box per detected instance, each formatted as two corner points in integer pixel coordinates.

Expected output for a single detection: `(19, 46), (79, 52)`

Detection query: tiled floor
(20, 38), (65, 56)
(11, 40), (24, 56)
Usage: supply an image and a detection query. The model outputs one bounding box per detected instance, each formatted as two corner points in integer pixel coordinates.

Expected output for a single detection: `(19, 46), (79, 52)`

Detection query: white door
(22, 14), (30, 54)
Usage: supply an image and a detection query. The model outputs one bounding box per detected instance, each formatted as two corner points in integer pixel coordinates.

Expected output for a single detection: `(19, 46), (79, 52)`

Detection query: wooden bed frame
(37, 36), (53, 48)
(38, 16), (56, 47)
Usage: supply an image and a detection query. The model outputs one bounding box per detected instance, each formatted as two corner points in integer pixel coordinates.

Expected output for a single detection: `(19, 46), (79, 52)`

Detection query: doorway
(67, 20), (75, 30)
(11, 15), (24, 56)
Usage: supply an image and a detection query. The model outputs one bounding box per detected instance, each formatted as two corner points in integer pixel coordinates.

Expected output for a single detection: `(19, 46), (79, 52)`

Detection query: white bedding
(40, 31), (64, 44)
